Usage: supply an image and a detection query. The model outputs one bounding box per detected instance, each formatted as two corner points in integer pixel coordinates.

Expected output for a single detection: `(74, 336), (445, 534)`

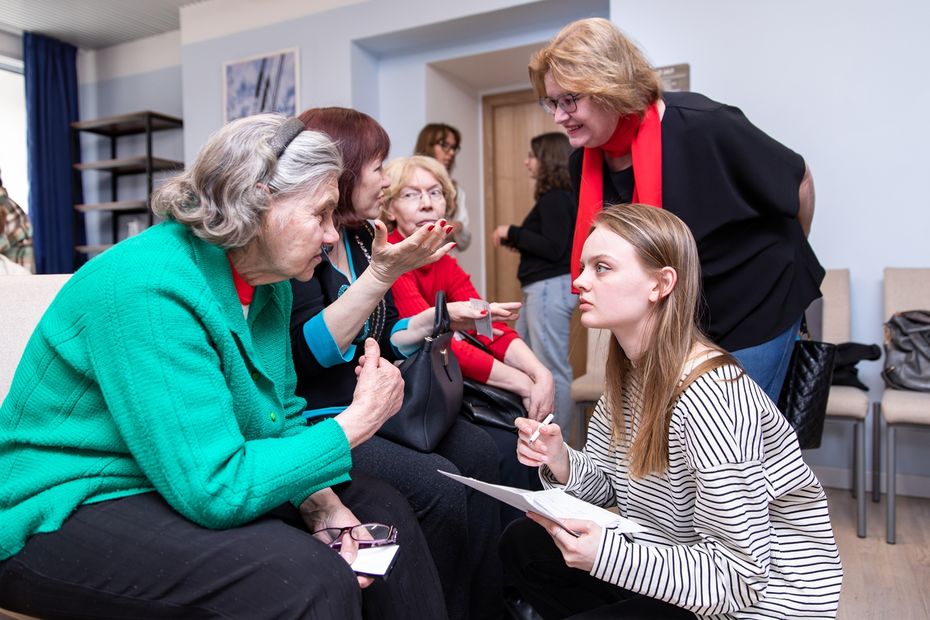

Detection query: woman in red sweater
(382, 156), (555, 513)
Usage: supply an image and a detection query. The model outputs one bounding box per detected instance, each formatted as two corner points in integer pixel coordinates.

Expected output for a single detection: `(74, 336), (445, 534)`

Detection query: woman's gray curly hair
(152, 114), (343, 248)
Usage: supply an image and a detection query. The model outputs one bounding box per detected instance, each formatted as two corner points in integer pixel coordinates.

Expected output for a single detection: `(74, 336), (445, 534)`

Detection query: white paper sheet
(351, 544), (400, 576)
(438, 470), (644, 536)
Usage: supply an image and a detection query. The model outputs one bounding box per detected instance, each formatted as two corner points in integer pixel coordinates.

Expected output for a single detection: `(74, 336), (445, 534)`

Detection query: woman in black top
(528, 18), (823, 401)
(290, 107), (506, 620)
(492, 132), (577, 429)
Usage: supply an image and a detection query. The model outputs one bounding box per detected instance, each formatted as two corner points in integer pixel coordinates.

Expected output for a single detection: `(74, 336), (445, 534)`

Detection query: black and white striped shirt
(542, 364), (843, 618)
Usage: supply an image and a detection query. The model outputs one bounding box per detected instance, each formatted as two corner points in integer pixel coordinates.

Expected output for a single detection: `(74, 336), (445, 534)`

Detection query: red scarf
(227, 255), (255, 306)
(571, 102), (663, 287)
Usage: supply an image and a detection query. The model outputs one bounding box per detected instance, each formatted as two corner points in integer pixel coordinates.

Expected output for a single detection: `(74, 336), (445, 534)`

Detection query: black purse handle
(458, 327), (494, 355)
(432, 291), (450, 337)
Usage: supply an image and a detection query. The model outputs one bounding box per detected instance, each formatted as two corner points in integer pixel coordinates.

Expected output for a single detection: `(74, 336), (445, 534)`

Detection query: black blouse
(507, 188), (577, 286)
(570, 91), (824, 351)
(289, 222), (402, 416)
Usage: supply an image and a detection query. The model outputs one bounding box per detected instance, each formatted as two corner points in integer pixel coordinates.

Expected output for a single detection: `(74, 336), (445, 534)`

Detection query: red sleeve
(390, 256), (519, 383)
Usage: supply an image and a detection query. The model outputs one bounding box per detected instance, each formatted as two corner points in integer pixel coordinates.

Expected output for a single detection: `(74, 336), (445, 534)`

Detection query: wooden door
(481, 89), (587, 378)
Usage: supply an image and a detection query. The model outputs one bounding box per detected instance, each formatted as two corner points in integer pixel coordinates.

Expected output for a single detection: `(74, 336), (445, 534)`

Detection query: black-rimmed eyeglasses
(539, 93), (583, 115)
(312, 523), (398, 550)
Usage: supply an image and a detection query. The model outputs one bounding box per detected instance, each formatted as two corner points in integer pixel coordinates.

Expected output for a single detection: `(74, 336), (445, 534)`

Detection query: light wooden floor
(828, 488), (930, 618)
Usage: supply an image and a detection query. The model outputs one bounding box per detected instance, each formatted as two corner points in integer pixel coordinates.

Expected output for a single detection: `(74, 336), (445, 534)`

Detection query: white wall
(0, 68), (29, 213)
(611, 0), (930, 490)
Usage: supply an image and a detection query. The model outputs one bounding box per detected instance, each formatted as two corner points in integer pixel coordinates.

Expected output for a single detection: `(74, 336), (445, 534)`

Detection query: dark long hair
(531, 132), (572, 200)
(299, 107), (390, 230)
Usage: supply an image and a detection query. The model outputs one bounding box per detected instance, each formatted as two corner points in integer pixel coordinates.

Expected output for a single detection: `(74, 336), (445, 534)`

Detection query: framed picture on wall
(223, 48), (299, 123)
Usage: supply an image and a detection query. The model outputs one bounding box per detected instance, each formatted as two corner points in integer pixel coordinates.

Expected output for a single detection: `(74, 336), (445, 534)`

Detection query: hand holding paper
(438, 470), (643, 537)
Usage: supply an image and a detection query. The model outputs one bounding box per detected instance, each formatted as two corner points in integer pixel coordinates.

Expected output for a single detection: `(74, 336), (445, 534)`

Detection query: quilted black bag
(882, 310), (930, 391)
(777, 321), (836, 450)
(377, 291), (463, 452)
(457, 331), (526, 433)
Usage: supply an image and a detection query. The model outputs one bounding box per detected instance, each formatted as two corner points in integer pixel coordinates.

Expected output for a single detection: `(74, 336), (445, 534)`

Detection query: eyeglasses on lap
(539, 93), (583, 115)
(312, 522), (398, 550)
(436, 139), (460, 154)
(397, 187), (446, 205)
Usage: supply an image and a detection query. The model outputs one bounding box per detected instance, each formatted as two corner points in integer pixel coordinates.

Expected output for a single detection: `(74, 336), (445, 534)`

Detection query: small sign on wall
(223, 48), (299, 123)
(656, 63), (690, 92)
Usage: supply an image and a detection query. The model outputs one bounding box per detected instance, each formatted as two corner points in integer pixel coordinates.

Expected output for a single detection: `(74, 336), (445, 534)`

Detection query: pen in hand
(528, 413), (555, 444)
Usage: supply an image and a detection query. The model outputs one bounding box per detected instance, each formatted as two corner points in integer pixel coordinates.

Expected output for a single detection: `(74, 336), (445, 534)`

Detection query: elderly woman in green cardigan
(0, 115), (450, 619)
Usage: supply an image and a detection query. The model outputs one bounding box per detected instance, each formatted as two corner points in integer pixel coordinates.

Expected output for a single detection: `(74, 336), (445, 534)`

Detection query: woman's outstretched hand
(368, 219), (455, 284)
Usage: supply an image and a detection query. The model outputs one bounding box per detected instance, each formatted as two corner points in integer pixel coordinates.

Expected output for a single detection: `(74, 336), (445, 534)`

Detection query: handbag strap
(459, 328), (494, 355)
(432, 290), (450, 337)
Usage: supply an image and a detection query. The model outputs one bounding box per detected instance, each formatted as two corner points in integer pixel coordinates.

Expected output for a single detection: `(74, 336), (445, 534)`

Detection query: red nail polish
(445, 226), (453, 234)
(427, 225), (434, 231)
(481, 310), (488, 315)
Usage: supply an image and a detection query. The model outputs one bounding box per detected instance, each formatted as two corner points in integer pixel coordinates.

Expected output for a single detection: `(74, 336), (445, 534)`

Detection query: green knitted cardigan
(0, 220), (352, 559)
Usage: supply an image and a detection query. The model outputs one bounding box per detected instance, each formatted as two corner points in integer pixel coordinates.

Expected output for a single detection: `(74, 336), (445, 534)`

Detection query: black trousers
(500, 518), (696, 620)
(0, 473), (447, 620)
(352, 418), (504, 620)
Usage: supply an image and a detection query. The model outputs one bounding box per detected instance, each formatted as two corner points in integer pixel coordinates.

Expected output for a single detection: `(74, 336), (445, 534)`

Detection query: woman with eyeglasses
(290, 108), (507, 620)
(0, 114), (447, 619)
(381, 156), (555, 507)
(414, 123), (472, 251)
(530, 18), (824, 403)
(492, 132), (577, 431)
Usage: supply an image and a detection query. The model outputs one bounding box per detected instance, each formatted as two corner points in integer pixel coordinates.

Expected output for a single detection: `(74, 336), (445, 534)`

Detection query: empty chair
(881, 267), (930, 544)
(569, 327), (611, 447)
(820, 269), (871, 538)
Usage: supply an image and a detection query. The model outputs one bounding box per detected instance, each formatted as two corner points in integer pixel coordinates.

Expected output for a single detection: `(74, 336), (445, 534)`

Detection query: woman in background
(492, 132), (577, 430)
(414, 122), (471, 251)
(291, 107), (506, 620)
(501, 204), (842, 619)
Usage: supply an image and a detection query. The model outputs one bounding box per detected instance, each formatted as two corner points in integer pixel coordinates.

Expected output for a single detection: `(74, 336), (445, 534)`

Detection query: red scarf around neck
(227, 254), (255, 306)
(571, 102), (663, 287)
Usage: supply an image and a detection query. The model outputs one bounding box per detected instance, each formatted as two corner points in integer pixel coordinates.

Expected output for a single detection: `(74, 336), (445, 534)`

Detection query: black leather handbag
(777, 320), (836, 450)
(882, 310), (930, 391)
(377, 291), (463, 452)
(457, 331), (526, 433)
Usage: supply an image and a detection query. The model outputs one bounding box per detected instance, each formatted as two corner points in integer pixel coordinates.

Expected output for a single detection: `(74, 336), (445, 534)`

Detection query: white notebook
(439, 470), (644, 537)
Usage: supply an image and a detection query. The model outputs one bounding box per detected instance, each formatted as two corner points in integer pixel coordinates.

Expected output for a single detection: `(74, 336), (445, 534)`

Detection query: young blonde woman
(500, 204), (842, 619)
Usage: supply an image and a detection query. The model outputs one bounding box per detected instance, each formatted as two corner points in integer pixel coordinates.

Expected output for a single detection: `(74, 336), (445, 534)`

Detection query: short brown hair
(530, 132), (572, 200)
(528, 18), (661, 117)
(298, 107), (390, 230)
(414, 123), (461, 172)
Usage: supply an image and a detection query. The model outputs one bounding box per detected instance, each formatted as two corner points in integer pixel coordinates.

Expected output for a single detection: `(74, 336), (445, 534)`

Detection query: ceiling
(0, 0), (205, 50)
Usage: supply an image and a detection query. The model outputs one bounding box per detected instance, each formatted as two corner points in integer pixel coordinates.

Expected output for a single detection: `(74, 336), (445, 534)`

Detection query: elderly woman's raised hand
(367, 219), (455, 285)
(336, 339), (404, 447)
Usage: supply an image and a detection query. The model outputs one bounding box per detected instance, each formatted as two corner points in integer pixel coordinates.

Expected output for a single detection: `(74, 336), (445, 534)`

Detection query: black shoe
(504, 591), (543, 620)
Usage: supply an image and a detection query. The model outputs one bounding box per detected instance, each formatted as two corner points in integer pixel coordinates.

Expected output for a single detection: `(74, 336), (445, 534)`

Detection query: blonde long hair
(529, 18), (661, 118)
(594, 204), (738, 477)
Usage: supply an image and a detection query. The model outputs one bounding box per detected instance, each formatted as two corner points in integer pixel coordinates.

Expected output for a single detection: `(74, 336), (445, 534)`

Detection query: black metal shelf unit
(70, 110), (183, 258)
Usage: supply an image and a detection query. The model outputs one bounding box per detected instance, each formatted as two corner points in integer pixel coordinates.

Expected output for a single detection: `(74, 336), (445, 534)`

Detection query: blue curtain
(23, 32), (82, 274)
